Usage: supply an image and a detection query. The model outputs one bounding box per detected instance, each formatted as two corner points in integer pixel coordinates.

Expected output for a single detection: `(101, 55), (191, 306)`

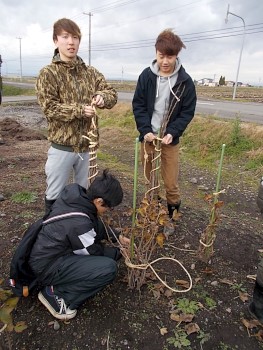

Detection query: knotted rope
(82, 104), (99, 183)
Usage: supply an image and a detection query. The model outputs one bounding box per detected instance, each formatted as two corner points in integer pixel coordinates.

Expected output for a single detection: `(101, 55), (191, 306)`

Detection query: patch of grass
(2, 84), (35, 96)
(181, 115), (263, 184)
(97, 150), (133, 175)
(11, 191), (37, 204)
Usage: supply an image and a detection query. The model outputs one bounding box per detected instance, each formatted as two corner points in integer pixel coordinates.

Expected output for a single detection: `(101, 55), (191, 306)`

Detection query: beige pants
(140, 142), (180, 205)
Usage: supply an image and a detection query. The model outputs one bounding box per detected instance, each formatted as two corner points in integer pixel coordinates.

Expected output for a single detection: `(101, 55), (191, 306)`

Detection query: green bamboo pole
(215, 144), (226, 194)
(211, 143), (226, 221)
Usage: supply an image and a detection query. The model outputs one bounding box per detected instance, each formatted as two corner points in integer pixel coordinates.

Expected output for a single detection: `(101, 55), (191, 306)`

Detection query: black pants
(49, 255), (117, 309)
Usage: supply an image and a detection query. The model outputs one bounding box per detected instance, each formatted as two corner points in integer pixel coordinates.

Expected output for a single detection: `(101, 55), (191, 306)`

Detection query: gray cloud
(0, 0), (262, 84)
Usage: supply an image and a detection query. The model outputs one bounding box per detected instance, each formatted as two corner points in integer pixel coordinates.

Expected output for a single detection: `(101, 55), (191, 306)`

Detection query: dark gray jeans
(49, 255), (117, 309)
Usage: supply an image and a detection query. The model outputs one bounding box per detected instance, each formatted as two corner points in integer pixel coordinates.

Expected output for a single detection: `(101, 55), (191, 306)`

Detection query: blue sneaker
(38, 286), (77, 320)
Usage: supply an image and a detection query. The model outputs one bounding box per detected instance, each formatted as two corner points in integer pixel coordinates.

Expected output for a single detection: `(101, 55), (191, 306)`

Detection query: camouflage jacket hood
(36, 54), (117, 152)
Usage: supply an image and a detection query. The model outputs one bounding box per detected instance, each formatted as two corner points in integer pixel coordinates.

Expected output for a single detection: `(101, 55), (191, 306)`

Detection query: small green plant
(230, 282), (246, 293)
(205, 296), (217, 309)
(218, 342), (236, 350)
(176, 298), (200, 315)
(166, 330), (191, 349)
(11, 191), (37, 204)
(197, 330), (210, 345)
(230, 117), (241, 146)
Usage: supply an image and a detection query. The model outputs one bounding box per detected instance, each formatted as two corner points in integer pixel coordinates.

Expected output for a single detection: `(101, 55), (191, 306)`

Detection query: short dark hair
(87, 169), (123, 208)
(155, 29), (186, 56)
(53, 18), (81, 42)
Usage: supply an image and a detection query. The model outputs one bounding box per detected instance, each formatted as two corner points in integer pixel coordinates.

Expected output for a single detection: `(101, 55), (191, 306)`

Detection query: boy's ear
(94, 198), (104, 206)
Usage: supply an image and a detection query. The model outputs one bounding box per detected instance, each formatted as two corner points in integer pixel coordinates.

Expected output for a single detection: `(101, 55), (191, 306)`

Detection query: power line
(90, 0), (139, 14)
(4, 23), (263, 63)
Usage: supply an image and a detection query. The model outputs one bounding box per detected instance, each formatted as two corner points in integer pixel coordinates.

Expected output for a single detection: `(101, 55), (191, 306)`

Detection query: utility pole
(225, 5), (246, 100)
(83, 12), (93, 65)
(16, 37), (23, 81)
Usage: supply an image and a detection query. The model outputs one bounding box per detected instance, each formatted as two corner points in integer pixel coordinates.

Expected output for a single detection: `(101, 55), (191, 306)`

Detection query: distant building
(197, 78), (219, 87)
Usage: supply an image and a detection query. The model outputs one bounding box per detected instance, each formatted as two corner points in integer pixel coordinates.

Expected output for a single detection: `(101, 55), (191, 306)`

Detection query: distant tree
(219, 76), (226, 86)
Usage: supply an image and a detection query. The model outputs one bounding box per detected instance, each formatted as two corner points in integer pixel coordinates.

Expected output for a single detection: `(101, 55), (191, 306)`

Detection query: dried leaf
(152, 289), (161, 299)
(176, 280), (190, 289)
(219, 278), (234, 286)
(156, 233), (165, 248)
(160, 327), (168, 335)
(201, 267), (214, 275)
(215, 201), (224, 209)
(180, 314), (194, 323)
(141, 198), (149, 206)
(194, 277), (202, 284)
(172, 211), (182, 221)
(164, 289), (173, 298)
(170, 313), (181, 322)
(238, 291), (249, 302)
(241, 317), (261, 329)
(14, 321), (28, 333)
(253, 329), (263, 341)
(185, 322), (200, 335)
(204, 194), (213, 202)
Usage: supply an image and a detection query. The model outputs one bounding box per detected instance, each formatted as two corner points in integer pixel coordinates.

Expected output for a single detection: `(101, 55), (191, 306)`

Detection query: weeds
(176, 298), (200, 315)
(11, 191), (37, 204)
(166, 330), (191, 349)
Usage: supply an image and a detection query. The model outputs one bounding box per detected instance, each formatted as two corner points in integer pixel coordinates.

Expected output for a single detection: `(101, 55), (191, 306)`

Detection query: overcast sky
(0, 0), (262, 85)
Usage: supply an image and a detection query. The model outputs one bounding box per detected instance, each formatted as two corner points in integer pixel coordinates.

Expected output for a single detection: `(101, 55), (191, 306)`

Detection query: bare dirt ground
(0, 102), (263, 350)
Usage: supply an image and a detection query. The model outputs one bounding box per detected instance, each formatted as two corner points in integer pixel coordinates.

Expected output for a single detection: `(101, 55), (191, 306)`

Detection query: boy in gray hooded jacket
(132, 29), (196, 219)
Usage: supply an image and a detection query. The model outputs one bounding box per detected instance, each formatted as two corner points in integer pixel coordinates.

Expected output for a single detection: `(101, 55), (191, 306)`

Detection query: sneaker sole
(38, 292), (77, 321)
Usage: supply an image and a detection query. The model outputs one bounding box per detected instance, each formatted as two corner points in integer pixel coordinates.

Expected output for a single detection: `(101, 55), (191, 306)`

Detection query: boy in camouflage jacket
(36, 18), (117, 213)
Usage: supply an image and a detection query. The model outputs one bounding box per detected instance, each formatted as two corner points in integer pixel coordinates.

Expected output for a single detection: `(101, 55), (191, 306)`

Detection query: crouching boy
(29, 169), (129, 320)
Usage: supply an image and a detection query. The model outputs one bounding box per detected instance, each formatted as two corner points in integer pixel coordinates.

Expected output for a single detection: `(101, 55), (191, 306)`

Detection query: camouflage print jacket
(36, 54), (117, 152)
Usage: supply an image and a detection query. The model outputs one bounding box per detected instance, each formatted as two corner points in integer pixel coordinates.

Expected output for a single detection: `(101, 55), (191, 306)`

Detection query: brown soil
(0, 103), (263, 350)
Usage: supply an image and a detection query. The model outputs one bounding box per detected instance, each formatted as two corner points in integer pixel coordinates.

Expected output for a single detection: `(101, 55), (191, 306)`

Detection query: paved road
(2, 90), (262, 125)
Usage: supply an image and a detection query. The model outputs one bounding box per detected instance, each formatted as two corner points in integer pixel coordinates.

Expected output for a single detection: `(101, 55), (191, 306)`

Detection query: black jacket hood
(50, 183), (97, 219)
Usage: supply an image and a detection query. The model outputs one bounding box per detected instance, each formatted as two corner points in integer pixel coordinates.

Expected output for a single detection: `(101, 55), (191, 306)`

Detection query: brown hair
(155, 29), (186, 56)
(53, 18), (81, 42)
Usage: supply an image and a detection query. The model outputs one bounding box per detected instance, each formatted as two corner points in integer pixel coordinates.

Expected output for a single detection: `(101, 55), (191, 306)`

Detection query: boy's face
(94, 198), (112, 216)
(156, 50), (177, 76)
(54, 30), (80, 62)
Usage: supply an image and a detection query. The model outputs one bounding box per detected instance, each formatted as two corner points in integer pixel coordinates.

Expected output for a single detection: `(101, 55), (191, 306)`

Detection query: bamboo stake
(198, 144), (226, 262)
(130, 137), (139, 260)
(132, 137), (139, 228)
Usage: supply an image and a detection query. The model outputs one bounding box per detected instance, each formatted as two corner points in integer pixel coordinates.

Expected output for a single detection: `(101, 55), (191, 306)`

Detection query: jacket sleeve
(165, 79), (197, 139)
(132, 72), (154, 139)
(36, 67), (85, 123)
(91, 67), (118, 109)
(96, 218), (120, 243)
(67, 220), (120, 258)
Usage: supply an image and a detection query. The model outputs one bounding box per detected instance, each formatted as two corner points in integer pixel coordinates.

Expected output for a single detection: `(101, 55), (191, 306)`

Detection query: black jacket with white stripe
(29, 183), (119, 284)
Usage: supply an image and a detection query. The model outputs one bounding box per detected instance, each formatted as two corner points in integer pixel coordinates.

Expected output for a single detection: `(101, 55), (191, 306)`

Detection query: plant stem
(131, 137), (139, 259)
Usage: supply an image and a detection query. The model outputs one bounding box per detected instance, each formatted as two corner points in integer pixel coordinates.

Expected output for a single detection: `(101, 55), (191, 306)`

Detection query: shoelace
(55, 296), (68, 314)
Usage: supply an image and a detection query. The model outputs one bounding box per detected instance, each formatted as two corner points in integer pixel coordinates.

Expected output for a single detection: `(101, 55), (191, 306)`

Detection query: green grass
(11, 191), (38, 204)
(2, 85), (35, 96)
(181, 115), (263, 181)
(97, 102), (263, 190)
